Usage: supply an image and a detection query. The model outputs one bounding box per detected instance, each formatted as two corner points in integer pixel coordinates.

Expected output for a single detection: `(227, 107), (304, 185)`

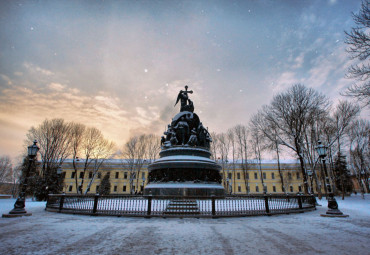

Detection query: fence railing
(46, 194), (316, 218)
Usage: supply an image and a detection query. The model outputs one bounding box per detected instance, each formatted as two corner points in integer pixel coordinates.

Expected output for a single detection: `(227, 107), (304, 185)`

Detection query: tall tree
(70, 123), (86, 194)
(217, 133), (230, 191)
(83, 129), (116, 195)
(227, 128), (237, 194)
(344, 0), (370, 107)
(333, 153), (353, 200)
(249, 118), (266, 193)
(27, 118), (72, 199)
(121, 135), (147, 194)
(251, 112), (286, 193)
(98, 172), (111, 195)
(347, 119), (370, 196)
(262, 84), (330, 194)
(0, 156), (12, 184)
(233, 125), (250, 194)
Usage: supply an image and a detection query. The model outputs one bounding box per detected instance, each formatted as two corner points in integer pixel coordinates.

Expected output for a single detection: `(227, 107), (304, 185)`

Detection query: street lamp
(3, 140), (39, 217)
(315, 140), (348, 217)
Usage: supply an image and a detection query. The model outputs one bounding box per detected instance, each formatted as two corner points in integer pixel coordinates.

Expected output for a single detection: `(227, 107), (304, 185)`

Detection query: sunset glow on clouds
(0, 0), (367, 160)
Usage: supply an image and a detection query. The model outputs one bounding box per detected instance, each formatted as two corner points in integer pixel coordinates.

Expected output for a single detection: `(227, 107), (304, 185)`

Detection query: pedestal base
(2, 213), (32, 218)
(320, 213), (349, 218)
(144, 182), (225, 197)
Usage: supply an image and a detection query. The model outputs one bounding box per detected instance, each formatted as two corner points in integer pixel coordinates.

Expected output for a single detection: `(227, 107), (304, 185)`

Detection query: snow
(145, 183), (224, 189)
(155, 155), (216, 162)
(0, 195), (369, 255)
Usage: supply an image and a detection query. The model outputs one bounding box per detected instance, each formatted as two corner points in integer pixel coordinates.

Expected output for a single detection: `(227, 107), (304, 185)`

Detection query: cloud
(0, 74), (12, 86)
(292, 53), (305, 69)
(48, 82), (65, 91)
(23, 62), (54, 76)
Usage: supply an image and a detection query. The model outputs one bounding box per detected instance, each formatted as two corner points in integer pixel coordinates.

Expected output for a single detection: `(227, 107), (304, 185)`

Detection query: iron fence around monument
(46, 194), (316, 218)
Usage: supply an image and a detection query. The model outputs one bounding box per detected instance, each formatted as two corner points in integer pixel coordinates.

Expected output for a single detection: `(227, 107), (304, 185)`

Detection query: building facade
(61, 159), (316, 195)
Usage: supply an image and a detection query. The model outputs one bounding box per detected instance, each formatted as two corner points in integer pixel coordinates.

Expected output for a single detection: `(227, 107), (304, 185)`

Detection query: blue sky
(0, 0), (366, 159)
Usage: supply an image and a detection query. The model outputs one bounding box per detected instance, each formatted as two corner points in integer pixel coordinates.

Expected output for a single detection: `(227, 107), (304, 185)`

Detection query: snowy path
(0, 195), (369, 255)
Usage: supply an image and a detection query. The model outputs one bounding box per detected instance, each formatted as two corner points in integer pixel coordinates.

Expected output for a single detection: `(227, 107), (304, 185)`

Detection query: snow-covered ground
(0, 195), (369, 255)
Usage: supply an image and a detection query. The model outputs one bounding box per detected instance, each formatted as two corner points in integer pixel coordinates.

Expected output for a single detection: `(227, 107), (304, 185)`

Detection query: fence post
(145, 195), (152, 218)
(92, 193), (99, 215)
(58, 194), (65, 213)
(211, 195), (216, 218)
(297, 195), (303, 210)
(264, 195), (270, 215)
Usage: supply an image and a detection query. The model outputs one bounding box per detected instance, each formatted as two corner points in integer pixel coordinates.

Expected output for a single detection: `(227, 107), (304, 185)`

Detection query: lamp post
(307, 169), (313, 195)
(3, 140), (39, 217)
(315, 140), (348, 217)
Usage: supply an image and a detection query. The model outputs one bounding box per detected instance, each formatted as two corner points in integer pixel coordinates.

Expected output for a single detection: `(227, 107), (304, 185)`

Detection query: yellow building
(61, 159), (315, 195)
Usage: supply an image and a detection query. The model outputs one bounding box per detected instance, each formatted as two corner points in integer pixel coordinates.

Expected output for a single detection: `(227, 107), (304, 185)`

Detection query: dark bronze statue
(174, 85), (194, 112)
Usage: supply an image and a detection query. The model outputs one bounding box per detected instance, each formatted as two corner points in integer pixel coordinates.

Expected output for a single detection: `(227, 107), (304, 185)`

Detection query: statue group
(161, 85), (212, 149)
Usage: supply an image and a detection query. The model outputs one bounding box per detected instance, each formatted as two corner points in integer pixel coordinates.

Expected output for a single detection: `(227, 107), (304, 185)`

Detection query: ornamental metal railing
(46, 194), (316, 218)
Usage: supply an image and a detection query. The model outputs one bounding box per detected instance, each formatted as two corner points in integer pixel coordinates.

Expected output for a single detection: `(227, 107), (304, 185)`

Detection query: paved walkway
(0, 196), (369, 255)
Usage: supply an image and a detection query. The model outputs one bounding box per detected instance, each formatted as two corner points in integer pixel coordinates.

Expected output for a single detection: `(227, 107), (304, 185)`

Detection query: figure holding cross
(174, 85), (194, 112)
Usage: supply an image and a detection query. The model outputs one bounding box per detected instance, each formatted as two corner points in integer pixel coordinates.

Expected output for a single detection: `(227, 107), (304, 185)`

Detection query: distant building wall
(60, 159), (324, 195)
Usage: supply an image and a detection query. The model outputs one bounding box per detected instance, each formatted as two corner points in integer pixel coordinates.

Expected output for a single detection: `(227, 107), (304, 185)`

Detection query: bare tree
(344, 0), (370, 107)
(27, 118), (72, 197)
(210, 132), (219, 161)
(144, 134), (161, 164)
(83, 128), (116, 194)
(227, 128), (237, 194)
(343, 0), (370, 106)
(217, 133), (230, 191)
(233, 125), (250, 194)
(70, 123), (86, 194)
(262, 84), (330, 194)
(121, 135), (147, 194)
(251, 112), (286, 194)
(347, 119), (370, 196)
(0, 156), (12, 184)
(249, 118), (266, 193)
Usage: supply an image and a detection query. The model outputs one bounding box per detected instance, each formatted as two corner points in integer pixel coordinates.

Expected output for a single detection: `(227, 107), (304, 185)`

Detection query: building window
(228, 173), (232, 179)
(237, 173), (240, 179)
(115, 172), (119, 179)
(124, 172), (128, 179)
(298, 186), (302, 192)
(123, 185), (127, 192)
(254, 172), (258, 179)
(297, 173), (300, 179)
(238, 185), (241, 192)
(290, 186), (293, 192)
(132, 186), (136, 193)
(78, 185), (82, 192)
(263, 186), (267, 193)
(97, 172), (102, 179)
(256, 185), (259, 192)
(68, 185), (73, 192)
(271, 173), (275, 179)
(114, 186), (117, 192)
(140, 185), (144, 192)
(288, 173), (292, 180)
(88, 171), (93, 179)
(263, 172), (266, 179)
(79, 172), (84, 178)
(96, 185), (99, 192)
(273, 186), (276, 192)
(71, 172), (75, 179)
(246, 173), (249, 179)
(142, 172), (145, 179)
(247, 186), (250, 192)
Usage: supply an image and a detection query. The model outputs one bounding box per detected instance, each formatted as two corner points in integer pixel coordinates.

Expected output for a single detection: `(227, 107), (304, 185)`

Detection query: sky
(0, 0), (367, 161)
